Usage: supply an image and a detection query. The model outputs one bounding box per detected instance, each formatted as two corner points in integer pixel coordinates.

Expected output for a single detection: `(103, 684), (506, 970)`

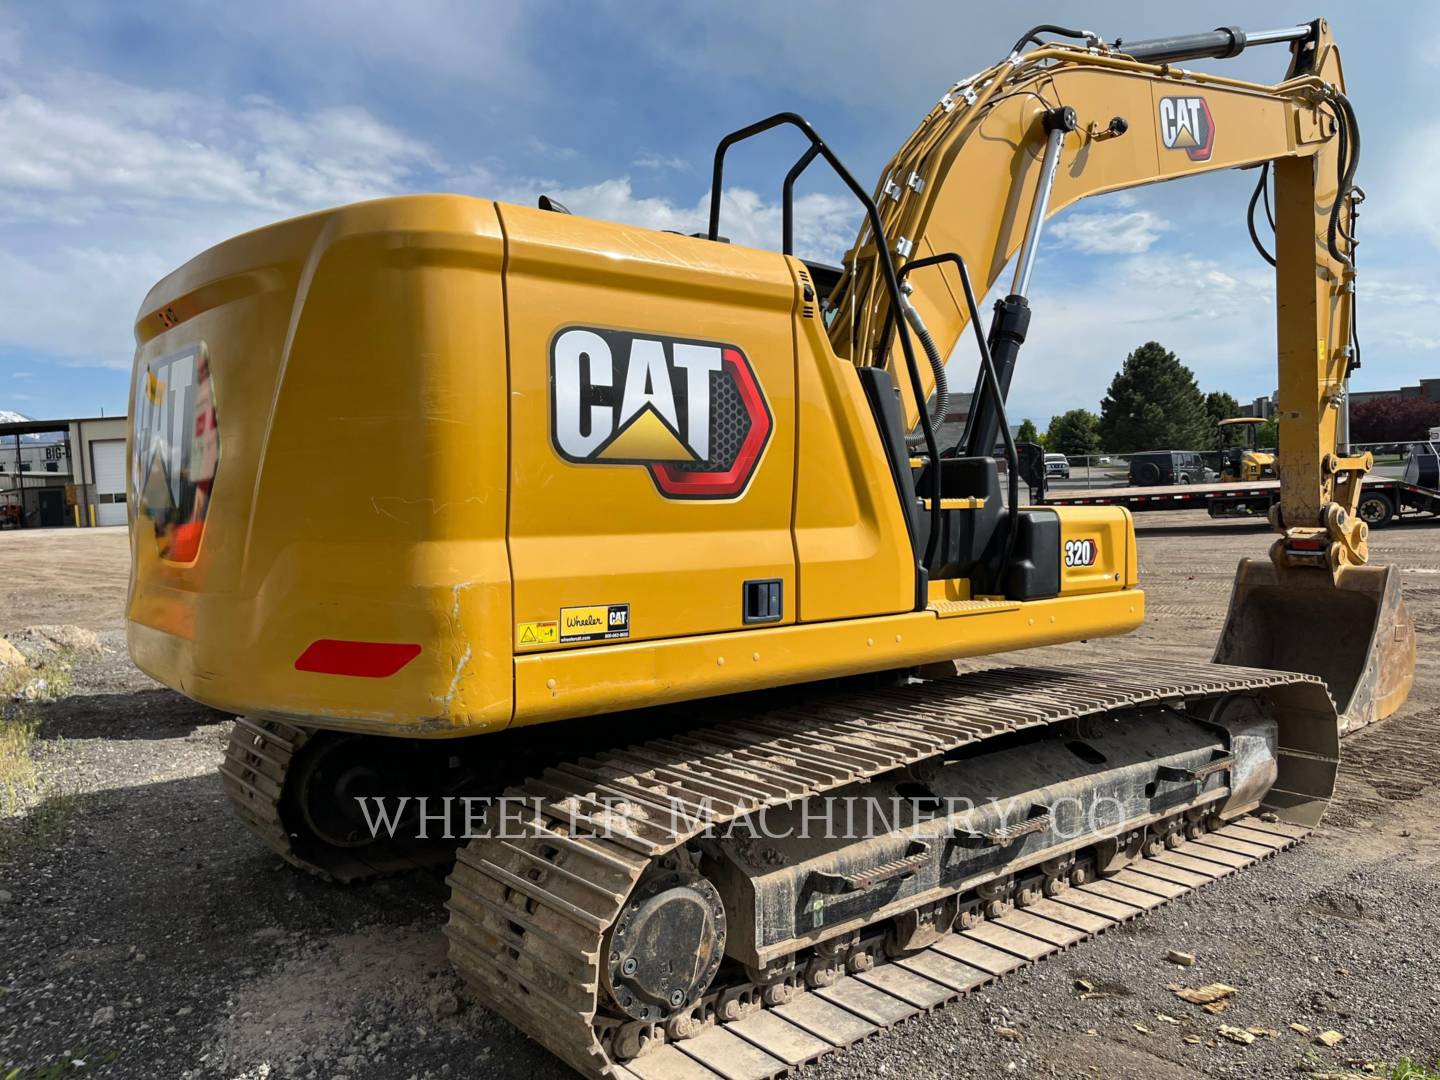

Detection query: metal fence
(1036, 440), (1419, 492)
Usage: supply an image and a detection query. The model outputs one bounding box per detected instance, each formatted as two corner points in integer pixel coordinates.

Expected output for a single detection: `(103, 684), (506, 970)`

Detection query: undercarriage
(222, 660), (1336, 1079)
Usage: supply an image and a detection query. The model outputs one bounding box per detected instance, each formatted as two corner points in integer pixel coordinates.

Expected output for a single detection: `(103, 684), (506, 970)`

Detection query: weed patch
(0, 647), (80, 862)
(2, 1048), (123, 1078)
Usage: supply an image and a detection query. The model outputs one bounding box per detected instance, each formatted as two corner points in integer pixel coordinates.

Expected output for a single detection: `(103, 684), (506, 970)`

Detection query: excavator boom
(825, 17), (1412, 730)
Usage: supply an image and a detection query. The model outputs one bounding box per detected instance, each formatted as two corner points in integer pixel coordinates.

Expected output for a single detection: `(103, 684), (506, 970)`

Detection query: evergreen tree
(1098, 342), (1212, 452)
(1204, 391), (1241, 429)
(1016, 418), (1041, 446)
(1046, 409), (1101, 456)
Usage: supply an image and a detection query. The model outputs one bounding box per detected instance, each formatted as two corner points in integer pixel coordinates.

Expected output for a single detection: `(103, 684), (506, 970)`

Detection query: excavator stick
(1216, 560), (1416, 735)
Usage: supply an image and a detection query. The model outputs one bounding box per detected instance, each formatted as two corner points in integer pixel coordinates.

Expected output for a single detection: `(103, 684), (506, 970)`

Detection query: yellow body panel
(129, 197), (515, 731)
(790, 262), (914, 622)
(513, 588), (1143, 729)
(502, 206), (800, 648)
(1057, 506), (1138, 595)
(126, 196), (1141, 736)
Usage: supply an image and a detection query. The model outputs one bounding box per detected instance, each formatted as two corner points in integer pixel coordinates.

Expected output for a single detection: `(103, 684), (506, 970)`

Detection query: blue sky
(0, 2), (1430, 427)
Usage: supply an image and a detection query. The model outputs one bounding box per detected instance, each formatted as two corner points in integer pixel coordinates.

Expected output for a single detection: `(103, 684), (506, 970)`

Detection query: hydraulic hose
(1327, 91), (1359, 268)
(900, 291), (949, 449)
(1247, 162), (1276, 267)
(1009, 24), (1096, 56)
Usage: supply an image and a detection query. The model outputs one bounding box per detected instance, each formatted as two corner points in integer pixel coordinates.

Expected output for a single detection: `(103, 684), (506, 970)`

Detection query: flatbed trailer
(1038, 475), (1440, 528)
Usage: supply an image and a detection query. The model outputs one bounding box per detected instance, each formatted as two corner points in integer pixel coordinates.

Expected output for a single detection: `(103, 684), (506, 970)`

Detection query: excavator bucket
(1215, 559), (1416, 736)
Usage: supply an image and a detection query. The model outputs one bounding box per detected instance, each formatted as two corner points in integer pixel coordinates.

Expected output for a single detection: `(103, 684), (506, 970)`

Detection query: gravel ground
(0, 517), (1437, 1079)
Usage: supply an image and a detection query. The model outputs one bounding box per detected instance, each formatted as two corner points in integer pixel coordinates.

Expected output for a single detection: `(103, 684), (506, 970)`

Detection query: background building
(1241, 395), (1276, 419)
(1350, 379), (1440, 408)
(0, 415), (129, 528)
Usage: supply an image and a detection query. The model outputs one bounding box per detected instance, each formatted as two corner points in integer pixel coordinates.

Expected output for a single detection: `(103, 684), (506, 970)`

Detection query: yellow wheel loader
(127, 18), (1414, 1078)
(1219, 415), (1277, 481)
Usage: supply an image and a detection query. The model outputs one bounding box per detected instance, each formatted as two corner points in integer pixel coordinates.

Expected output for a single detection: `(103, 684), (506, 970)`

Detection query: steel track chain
(219, 716), (321, 873)
(444, 660), (1329, 1078)
(220, 716), (457, 882)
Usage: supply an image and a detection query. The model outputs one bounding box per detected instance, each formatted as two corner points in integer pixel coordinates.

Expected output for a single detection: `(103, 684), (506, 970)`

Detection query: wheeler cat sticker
(1158, 96), (1215, 162)
(550, 327), (772, 499)
(559, 603), (631, 643)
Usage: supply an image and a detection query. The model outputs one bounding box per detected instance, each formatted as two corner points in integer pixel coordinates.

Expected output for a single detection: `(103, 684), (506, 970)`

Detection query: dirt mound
(1305, 889), (1380, 923)
(208, 923), (484, 1079)
(6, 624), (102, 664)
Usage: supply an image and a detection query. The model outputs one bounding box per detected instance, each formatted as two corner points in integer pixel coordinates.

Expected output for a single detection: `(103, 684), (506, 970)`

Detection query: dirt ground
(0, 515), (1437, 1080)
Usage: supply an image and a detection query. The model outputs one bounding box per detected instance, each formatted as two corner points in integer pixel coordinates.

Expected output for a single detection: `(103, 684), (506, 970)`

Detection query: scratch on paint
(371, 494), (488, 522)
(433, 579), (477, 712)
(440, 643), (473, 711)
(449, 579), (469, 623)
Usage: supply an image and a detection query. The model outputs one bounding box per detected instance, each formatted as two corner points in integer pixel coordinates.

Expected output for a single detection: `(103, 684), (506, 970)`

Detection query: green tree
(1204, 391), (1241, 431)
(1016, 418), (1041, 445)
(1046, 409), (1101, 457)
(1255, 417), (1279, 449)
(1098, 342), (1212, 453)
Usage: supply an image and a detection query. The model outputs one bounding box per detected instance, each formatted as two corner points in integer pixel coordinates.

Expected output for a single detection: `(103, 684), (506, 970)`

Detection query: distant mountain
(0, 412), (66, 444)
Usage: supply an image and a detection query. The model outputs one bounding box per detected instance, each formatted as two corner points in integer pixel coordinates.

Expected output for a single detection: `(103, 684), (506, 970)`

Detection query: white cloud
(1376, 330), (1440, 352)
(145, 1), (542, 99)
(983, 251), (1282, 422)
(0, 68), (440, 369)
(0, 55), (864, 375)
(525, 136), (581, 162)
(1363, 120), (1440, 253)
(0, 81), (433, 224)
(547, 179), (859, 264)
(633, 152), (691, 172)
(1049, 210), (1172, 255)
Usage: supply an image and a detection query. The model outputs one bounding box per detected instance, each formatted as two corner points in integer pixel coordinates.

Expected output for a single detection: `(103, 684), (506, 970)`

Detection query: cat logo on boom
(1158, 96), (1215, 161)
(550, 326), (772, 499)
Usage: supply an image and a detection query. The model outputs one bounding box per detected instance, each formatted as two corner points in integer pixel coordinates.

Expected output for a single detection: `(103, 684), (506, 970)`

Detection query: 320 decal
(550, 326), (772, 499)
(1064, 538), (1099, 568)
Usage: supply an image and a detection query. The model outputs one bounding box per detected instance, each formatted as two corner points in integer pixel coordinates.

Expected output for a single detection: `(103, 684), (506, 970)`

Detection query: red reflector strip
(1287, 539), (1326, 551)
(294, 640), (422, 678)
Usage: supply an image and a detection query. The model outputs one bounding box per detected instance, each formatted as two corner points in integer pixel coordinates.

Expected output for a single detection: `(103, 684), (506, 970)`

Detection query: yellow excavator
(127, 18), (1414, 1078)
(1219, 416), (1277, 481)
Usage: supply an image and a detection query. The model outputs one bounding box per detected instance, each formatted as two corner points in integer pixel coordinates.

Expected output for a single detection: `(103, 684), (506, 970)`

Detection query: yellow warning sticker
(560, 603), (630, 643)
(516, 620), (558, 647)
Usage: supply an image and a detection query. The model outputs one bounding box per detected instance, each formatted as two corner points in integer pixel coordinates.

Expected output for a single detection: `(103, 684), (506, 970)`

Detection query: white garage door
(91, 439), (127, 526)
(96, 502), (127, 526)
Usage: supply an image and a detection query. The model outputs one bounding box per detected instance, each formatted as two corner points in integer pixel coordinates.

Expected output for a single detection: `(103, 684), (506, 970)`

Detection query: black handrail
(706, 112), (942, 588)
(782, 145), (820, 257)
(896, 252), (1022, 574)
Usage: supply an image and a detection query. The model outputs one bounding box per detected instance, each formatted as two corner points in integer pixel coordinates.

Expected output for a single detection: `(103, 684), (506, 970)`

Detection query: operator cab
(857, 366), (1062, 602)
(1218, 416), (1275, 482)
